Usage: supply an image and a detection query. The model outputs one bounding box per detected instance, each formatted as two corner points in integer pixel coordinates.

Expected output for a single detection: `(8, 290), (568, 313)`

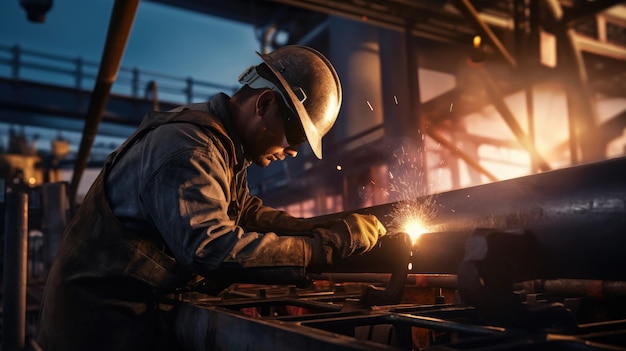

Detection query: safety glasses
(239, 65), (308, 146)
(282, 109), (307, 146)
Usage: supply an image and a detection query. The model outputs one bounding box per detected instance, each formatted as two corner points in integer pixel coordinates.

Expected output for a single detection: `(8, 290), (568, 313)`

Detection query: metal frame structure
(1, 1), (625, 208)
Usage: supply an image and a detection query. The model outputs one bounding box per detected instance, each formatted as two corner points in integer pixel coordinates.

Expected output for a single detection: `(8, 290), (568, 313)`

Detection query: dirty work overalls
(36, 110), (233, 351)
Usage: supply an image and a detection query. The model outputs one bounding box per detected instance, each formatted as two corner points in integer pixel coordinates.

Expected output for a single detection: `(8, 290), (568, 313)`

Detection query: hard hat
(238, 45), (342, 159)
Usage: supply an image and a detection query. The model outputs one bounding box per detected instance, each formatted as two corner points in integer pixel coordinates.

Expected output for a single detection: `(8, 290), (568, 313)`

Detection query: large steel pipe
(322, 156), (626, 282)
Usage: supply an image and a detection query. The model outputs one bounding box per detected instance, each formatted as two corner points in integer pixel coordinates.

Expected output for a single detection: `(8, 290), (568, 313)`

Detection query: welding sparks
(366, 100), (373, 111)
(402, 217), (428, 244)
(390, 199), (436, 245)
(385, 139), (440, 246)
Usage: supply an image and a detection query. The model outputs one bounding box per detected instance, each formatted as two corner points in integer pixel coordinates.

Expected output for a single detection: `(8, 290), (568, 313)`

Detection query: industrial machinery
(3, 0), (626, 350)
(5, 155), (625, 350)
(171, 156), (626, 350)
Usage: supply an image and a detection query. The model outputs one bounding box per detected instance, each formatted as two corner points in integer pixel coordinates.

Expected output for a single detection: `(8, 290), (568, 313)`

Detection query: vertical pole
(11, 45), (21, 81)
(2, 191), (28, 351)
(405, 22), (428, 195)
(132, 67), (139, 98)
(379, 23), (427, 197)
(41, 182), (69, 273)
(75, 57), (84, 91)
(68, 0), (140, 205)
(186, 77), (193, 104)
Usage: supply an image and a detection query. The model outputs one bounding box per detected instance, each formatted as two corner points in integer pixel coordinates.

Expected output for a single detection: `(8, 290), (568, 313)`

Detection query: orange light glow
(402, 218), (428, 245)
(473, 35), (481, 48)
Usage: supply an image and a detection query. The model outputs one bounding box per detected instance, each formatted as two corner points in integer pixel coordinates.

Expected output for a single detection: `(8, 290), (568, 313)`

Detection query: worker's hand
(337, 213), (387, 255)
(311, 213), (387, 266)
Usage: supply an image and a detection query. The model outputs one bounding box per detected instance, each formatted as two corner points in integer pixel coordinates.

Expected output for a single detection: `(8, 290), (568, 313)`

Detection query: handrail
(0, 43), (238, 104)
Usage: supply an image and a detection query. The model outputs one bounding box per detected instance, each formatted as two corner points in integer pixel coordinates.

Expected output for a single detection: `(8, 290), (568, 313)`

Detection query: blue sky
(0, 0), (267, 153)
(1, 0), (262, 87)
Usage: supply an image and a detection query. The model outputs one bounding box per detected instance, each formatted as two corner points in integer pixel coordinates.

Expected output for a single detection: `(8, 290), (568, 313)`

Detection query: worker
(36, 45), (387, 350)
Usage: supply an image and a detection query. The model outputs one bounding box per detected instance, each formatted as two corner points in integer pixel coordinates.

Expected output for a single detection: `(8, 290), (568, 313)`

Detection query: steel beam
(544, 0), (604, 164)
(477, 67), (550, 171)
(68, 0), (140, 204)
(175, 302), (398, 351)
(453, 0), (518, 69)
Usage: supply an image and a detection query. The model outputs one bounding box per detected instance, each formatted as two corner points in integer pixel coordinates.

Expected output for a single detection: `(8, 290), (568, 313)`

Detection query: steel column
(544, 0), (603, 164)
(41, 182), (69, 272)
(2, 191), (28, 351)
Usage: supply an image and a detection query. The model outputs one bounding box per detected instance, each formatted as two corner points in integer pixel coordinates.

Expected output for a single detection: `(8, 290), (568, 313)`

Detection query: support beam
(478, 67), (551, 171)
(453, 0), (518, 69)
(424, 125), (499, 183)
(68, 0), (140, 204)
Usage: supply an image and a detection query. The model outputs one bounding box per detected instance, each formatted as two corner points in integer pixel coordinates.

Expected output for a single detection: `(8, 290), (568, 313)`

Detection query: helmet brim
(257, 51), (323, 159)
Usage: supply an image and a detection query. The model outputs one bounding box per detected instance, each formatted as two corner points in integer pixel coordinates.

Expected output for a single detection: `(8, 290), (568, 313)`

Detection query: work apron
(36, 110), (232, 351)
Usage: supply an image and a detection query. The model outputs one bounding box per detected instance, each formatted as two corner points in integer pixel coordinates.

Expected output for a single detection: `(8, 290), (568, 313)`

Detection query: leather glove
(310, 213), (387, 267)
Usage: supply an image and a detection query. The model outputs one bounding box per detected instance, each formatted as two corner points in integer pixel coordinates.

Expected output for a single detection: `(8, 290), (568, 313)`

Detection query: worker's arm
(236, 180), (341, 236)
(138, 126), (384, 286)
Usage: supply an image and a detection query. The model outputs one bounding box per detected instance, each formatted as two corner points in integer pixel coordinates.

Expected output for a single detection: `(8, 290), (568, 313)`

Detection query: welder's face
(246, 94), (302, 167)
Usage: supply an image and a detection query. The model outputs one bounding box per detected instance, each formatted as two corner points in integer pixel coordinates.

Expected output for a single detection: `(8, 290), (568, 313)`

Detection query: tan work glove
(310, 213), (387, 268)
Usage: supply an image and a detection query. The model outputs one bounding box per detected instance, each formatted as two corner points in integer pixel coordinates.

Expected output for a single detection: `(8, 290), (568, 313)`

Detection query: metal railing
(0, 43), (238, 104)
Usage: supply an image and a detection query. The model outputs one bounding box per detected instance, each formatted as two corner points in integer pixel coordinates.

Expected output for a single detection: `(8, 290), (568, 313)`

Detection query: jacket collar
(207, 93), (250, 172)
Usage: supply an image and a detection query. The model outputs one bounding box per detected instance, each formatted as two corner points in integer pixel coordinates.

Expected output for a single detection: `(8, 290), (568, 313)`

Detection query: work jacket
(36, 94), (328, 351)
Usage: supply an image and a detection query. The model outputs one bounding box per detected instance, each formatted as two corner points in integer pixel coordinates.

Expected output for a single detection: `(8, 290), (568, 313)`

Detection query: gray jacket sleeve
(137, 130), (321, 281)
(237, 194), (341, 236)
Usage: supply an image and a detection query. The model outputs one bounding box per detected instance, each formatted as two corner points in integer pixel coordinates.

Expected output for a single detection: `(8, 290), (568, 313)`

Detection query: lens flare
(402, 218), (428, 244)
(473, 35), (482, 48)
(384, 139), (440, 246)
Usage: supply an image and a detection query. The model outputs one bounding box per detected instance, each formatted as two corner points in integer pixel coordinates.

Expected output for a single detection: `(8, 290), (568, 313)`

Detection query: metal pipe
(314, 156), (626, 281)
(2, 191), (28, 351)
(68, 0), (140, 204)
(311, 273), (458, 289)
(517, 279), (626, 298)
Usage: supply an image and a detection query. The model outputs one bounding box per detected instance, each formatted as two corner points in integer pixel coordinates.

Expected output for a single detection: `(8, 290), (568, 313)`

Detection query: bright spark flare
(390, 198), (437, 246)
(384, 138), (440, 246)
(402, 218), (428, 244)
